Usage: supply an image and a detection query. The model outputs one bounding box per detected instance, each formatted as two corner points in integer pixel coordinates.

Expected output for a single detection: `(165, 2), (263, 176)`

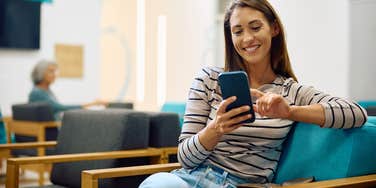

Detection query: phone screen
(218, 71), (255, 123)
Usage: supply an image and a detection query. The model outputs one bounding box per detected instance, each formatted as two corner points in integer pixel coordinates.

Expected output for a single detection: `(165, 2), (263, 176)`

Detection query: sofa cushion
(11, 102), (57, 156)
(108, 102), (134, 109)
(274, 122), (376, 184)
(161, 102), (186, 127)
(12, 102), (54, 121)
(50, 109), (150, 188)
(366, 107), (376, 116)
(147, 112), (181, 147)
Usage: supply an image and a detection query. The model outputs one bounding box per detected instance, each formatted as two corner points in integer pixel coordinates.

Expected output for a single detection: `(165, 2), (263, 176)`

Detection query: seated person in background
(139, 0), (368, 187)
(29, 60), (108, 120)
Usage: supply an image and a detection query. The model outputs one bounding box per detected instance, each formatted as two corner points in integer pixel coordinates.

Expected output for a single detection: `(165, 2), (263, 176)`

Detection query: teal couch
(274, 119), (376, 184)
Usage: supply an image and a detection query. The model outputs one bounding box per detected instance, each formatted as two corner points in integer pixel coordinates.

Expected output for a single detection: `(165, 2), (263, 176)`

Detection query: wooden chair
(5, 109), (173, 188)
(1, 116), (60, 186)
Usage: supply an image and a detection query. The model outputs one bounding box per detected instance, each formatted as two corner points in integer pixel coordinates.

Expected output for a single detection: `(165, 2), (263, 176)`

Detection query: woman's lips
(243, 45), (260, 54)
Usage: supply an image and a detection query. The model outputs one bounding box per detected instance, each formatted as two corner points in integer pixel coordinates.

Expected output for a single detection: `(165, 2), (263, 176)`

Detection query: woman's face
(43, 64), (58, 85)
(230, 7), (278, 65)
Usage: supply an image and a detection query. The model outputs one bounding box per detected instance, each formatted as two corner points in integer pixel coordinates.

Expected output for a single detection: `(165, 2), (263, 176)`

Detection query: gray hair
(31, 60), (57, 85)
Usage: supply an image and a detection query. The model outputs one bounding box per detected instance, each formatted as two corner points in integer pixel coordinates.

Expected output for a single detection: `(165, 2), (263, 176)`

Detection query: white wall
(349, 0), (376, 101)
(270, 0), (350, 98)
(0, 0), (101, 115)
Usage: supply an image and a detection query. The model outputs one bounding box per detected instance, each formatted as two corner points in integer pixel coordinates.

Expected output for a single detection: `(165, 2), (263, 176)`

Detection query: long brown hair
(223, 0), (297, 81)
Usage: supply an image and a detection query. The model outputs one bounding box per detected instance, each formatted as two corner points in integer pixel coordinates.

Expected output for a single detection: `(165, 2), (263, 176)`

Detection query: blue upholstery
(161, 102), (186, 127)
(358, 101), (376, 108)
(274, 121), (376, 184)
(368, 116), (376, 125)
(0, 111), (6, 144)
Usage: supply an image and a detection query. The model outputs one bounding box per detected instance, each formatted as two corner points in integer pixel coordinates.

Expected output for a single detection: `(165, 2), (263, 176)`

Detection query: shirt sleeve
(285, 81), (368, 129)
(177, 67), (214, 169)
(29, 89), (81, 114)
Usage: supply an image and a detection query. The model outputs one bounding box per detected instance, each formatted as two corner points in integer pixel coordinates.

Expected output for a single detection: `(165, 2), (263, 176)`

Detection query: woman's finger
(217, 96), (237, 114)
(221, 105), (250, 120)
(227, 113), (252, 126)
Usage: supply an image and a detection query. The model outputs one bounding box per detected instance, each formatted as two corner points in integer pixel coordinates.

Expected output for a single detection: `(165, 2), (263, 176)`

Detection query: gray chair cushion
(147, 112), (181, 147)
(108, 102), (133, 109)
(12, 102), (54, 121)
(50, 109), (150, 188)
(366, 106), (376, 116)
(11, 102), (57, 156)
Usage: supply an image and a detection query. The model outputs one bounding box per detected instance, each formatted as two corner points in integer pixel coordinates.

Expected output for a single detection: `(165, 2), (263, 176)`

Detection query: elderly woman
(29, 60), (107, 120)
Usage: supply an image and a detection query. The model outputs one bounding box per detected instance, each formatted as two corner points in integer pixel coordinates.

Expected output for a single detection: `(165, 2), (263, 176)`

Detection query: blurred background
(0, 0), (375, 115)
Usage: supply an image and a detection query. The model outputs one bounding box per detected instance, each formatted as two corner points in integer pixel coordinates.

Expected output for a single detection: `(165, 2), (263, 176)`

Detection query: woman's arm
(252, 82), (367, 129)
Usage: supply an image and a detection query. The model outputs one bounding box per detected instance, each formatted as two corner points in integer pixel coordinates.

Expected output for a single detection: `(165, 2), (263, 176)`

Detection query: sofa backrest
(274, 121), (376, 184)
(50, 109), (150, 188)
(147, 112), (181, 147)
(108, 102), (134, 109)
(161, 102), (186, 127)
(11, 102), (57, 156)
(12, 102), (54, 121)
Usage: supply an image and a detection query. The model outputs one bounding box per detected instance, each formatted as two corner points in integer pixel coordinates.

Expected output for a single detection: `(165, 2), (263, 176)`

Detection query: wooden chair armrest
(283, 174), (376, 188)
(81, 163), (182, 188)
(6, 148), (166, 188)
(8, 120), (61, 128)
(0, 141), (57, 150)
(7, 148), (163, 165)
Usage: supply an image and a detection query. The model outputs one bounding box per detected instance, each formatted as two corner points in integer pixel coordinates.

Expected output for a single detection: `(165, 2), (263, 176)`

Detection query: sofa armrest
(6, 147), (170, 188)
(283, 174), (376, 188)
(82, 163), (182, 188)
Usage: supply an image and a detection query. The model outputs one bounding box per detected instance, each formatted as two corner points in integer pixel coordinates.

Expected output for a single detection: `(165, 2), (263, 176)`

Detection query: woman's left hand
(251, 89), (291, 119)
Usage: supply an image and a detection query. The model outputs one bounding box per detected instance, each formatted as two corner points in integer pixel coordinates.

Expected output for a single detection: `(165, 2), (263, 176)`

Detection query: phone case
(218, 71), (255, 123)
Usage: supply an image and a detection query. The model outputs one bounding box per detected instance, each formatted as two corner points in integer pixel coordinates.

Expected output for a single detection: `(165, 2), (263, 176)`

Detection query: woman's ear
(271, 21), (280, 37)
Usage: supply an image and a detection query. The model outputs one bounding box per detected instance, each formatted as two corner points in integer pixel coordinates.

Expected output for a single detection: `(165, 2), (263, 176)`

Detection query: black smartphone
(218, 71), (255, 123)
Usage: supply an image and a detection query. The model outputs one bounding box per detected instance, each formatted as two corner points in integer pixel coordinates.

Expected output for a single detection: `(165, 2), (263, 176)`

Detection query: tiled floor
(0, 160), (52, 188)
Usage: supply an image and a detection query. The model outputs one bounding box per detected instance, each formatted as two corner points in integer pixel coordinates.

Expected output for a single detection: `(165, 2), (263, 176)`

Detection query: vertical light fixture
(136, 0), (145, 102)
(157, 15), (167, 106)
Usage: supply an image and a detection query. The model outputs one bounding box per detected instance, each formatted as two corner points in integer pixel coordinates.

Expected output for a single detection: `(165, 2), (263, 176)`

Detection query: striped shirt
(178, 66), (367, 183)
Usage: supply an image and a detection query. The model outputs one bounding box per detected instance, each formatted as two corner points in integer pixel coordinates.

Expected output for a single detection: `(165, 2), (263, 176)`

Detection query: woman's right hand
(209, 96), (252, 136)
(198, 96), (252, 150)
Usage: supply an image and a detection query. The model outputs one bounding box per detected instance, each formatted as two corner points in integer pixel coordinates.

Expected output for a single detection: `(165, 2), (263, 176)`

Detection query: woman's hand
(209, 96), (252, 136)
(199, 96), (252, 150)
(251, 89), (291, 119)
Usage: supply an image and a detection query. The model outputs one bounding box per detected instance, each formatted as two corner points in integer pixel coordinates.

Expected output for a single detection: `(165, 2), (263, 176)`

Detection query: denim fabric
(139, 165), (249, 188)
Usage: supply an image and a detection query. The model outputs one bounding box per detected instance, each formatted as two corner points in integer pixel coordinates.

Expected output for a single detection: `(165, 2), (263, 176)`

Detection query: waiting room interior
(0, 0), (376, 187)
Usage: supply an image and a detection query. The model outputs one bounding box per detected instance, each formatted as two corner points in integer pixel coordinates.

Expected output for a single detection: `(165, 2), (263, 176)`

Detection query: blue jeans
(139, 165), (249, 188)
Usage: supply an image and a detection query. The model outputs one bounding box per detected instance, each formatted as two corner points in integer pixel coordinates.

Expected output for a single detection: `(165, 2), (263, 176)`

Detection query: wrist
(287, 105), (299, 120)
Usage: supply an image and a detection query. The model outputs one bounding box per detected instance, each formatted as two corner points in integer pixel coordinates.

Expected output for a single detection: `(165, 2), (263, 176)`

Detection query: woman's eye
(251, 26), (261, 31)
(233, 30), (242, 35)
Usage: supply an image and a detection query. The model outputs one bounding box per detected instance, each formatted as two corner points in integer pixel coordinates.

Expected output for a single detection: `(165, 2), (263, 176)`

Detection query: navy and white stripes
(177, 66), (367, 183)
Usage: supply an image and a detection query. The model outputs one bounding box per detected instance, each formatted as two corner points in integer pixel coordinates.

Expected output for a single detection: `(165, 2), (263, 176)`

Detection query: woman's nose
(243, 31), (254, 43)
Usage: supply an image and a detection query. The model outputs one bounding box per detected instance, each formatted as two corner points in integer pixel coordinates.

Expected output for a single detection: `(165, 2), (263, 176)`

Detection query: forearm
(288, 104), (325, 127)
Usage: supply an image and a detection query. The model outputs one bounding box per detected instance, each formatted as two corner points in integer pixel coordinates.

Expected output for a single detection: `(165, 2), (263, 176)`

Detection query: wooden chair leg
(6, 163), (19, 188)
(38, 166), (45, 186)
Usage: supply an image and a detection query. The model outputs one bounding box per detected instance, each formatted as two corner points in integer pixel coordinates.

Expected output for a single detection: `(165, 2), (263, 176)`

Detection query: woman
(29, 60), (107, 120)
(140, 0), (367, 187)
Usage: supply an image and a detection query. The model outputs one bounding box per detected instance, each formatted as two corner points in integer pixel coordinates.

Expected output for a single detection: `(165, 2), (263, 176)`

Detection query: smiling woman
(139, 0), (368, 187)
